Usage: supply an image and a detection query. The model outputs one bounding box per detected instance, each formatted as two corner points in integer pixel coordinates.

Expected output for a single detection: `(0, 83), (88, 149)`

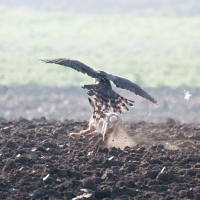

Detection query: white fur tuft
(109, 115), (118, 122)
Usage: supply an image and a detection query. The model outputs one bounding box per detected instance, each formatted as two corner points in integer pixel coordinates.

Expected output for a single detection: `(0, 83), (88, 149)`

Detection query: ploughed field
(0, 118), (200, 200)
(0, 86), (199, 123)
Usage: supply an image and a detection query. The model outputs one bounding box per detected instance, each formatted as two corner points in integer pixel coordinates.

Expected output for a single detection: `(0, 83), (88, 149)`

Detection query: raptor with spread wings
(40, 58), (157, 113)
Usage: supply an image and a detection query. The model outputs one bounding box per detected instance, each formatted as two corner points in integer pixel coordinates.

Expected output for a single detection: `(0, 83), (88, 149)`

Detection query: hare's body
(69, 98), (122, 142)
(98, 113), (122, 141)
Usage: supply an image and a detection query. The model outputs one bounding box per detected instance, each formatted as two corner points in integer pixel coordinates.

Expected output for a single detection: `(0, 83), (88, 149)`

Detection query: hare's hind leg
(69, 117), (97, 138)
(102, 122), (109, 142)
(69, 126), (96, 138)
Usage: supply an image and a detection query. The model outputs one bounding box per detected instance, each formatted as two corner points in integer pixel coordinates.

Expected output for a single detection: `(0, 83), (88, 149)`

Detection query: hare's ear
(88, 98), (95, 109)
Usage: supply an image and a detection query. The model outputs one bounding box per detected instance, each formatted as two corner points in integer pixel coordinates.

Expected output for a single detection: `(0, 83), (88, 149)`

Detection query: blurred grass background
(0, 5), (200, 87)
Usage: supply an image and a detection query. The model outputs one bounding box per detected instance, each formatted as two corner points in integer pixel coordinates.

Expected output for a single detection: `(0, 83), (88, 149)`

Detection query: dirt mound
(0, 118), (200, 199)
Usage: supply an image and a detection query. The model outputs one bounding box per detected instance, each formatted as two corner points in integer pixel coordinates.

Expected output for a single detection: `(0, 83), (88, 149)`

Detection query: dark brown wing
(82, 84), (134, 114)
(40, 58), (157, 104)
(40, 58), (99, 78)
(105, 73), (157, 104)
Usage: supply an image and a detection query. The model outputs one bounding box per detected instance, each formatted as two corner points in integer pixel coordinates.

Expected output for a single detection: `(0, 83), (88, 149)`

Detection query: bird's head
(93, 78), (100, 84)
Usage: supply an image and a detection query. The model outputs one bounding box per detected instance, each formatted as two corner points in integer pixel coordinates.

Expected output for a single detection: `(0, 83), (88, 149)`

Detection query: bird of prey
(40, 58), (157, 114)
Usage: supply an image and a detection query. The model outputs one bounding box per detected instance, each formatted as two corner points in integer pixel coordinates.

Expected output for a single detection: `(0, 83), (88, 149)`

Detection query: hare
(69, 98), (122, 142)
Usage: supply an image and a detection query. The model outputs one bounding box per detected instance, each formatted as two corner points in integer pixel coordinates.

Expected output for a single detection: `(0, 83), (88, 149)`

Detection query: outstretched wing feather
(40, 58), (99, 78)
(106, 74), (157, 104)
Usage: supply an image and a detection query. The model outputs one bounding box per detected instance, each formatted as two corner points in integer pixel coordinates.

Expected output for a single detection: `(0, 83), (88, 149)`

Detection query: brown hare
(69, 98), (122, 142)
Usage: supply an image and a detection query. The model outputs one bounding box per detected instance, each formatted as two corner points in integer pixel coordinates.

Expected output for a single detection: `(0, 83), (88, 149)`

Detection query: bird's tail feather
(82, 84), (134, 114)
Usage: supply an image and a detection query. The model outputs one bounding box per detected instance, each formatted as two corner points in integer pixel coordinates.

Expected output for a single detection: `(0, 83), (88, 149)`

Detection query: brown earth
(0, 86), (200, 199)
(0, 118), (200, 199)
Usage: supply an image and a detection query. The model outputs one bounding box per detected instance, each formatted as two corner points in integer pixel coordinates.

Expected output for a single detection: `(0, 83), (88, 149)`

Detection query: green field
(0, 6), (200, 87)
